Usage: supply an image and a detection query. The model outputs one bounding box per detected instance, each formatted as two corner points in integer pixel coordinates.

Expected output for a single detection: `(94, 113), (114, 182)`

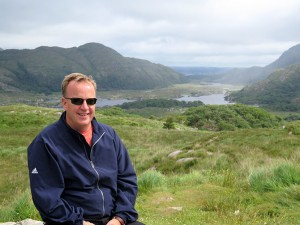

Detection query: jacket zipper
(90, 132), (106, 217)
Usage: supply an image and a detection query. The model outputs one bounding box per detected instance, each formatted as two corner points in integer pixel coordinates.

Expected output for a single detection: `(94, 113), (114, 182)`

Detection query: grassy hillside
(1, 105), (300, 224)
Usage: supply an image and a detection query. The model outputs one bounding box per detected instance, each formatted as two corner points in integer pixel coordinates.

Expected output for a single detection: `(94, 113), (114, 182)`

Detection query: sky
(1, 0), (300, 67)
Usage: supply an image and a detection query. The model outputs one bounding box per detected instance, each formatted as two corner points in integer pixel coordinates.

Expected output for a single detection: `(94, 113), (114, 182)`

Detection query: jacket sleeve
(28, 136), (84, 225)
(112, 130), (139, 223)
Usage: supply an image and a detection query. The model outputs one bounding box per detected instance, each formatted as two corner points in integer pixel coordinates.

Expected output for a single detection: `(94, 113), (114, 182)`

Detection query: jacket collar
(59, 111), (105, 137)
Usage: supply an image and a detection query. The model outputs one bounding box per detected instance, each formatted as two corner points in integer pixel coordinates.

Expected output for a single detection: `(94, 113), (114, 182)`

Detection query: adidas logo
(31, 168), (38, 174)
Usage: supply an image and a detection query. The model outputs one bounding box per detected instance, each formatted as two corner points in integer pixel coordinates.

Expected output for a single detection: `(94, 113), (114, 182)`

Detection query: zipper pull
(90, 161), (95, 168)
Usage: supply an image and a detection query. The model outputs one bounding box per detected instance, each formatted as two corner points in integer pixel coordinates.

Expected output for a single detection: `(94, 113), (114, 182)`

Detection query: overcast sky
(1, 0), (300, 67)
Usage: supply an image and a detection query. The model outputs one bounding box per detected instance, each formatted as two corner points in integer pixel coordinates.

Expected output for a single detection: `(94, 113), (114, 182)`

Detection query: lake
(96, 98), (135, 107)
(176, 93), (232, 105)
(97, 93), (232, 107)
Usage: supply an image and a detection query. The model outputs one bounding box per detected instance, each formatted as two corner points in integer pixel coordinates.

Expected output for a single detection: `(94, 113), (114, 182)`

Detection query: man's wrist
(113, 216), (125, 225)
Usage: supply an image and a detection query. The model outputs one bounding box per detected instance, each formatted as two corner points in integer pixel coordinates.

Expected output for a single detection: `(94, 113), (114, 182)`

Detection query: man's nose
(80, 100), (89, 109)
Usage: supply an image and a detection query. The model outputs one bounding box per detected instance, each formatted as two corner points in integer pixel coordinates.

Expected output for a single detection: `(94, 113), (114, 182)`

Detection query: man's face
(62, 80), (96, 132)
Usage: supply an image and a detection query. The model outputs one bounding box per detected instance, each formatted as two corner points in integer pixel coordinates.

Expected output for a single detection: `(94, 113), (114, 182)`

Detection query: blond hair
(61, 73), (97, 96)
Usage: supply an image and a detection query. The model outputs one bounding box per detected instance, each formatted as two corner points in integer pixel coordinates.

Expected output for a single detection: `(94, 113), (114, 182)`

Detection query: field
(1, 103), (300, 224)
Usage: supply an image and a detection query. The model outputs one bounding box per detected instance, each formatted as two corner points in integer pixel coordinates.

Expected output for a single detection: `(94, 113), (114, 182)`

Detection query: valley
(0, 81), (243, 108)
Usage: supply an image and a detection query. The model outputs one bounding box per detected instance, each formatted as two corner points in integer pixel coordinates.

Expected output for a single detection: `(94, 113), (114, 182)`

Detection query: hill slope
(204, 43), (300, 85)
(2, 105), (300, 224)
(0, 43), (188, 92)
(227, 63), (300, 111)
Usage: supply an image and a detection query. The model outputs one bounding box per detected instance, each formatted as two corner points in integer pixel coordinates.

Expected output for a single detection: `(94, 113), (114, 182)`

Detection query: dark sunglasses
(64, 97), (97, 105)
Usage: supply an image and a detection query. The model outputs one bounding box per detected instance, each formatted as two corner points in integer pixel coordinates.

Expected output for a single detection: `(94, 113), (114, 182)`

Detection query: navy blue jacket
(28, 112), (138, 224)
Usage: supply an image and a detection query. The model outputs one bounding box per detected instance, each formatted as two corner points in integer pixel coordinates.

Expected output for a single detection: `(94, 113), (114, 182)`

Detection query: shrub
(183, 104), (281, 131)
(286, 121), (300, 135)
(163, 117), (175, 129)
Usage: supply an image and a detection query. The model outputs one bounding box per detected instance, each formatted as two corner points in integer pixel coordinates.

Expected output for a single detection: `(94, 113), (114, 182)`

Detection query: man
(28, 73), (145, 225)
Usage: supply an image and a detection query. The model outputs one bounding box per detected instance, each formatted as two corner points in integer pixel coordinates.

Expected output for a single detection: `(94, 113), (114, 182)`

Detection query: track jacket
(28, 112), (138, 225)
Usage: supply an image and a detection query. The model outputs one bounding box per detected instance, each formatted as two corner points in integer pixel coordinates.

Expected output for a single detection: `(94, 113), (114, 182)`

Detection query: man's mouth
(78, 113), (89, 116)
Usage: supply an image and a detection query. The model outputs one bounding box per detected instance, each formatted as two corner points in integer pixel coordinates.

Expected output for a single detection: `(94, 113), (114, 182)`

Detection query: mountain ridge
(201, 43), (300, 85)
(0, 43), (188, 93)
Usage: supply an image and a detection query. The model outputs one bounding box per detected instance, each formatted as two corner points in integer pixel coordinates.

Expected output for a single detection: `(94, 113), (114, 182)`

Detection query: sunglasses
(64, 97), (97, 105)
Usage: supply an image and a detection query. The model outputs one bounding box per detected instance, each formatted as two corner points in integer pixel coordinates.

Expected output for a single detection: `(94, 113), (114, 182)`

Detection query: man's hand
(106, 218), (122, 225)
(83, 221), (95, 225)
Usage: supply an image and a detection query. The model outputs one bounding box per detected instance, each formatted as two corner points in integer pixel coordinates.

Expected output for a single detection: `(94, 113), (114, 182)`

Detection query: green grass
(249, 162), (300, 192)
(1, 104), (300, 224)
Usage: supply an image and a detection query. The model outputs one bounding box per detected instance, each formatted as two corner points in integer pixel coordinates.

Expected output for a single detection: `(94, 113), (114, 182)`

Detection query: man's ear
(62, 97), (68, 110)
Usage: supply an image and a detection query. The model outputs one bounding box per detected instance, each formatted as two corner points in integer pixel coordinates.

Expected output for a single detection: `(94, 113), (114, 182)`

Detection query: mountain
(203, 43), (300, 85)
(267, 44), (300, 68)
(227, 63), (300, 111)
(171, 66), (233, 76)
(202, 66), (265, 84)
(0, 43), (188, 93)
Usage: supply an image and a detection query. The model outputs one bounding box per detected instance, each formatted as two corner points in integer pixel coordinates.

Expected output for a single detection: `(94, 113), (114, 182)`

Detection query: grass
(249, 162), (300, 192)
(1, 104), (300, 224)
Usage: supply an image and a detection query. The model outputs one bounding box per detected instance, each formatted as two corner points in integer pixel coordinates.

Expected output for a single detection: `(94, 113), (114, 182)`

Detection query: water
(95, 83), (236, 107)
(96, 98), (135, 107)
(96, 93), (231, 107)
(46, 88), (233, 108)
(176, 93), (231, 105)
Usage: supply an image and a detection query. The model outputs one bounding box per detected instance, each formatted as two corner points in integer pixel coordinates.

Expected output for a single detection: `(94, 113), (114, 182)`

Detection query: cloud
(0, 0), (300, 67)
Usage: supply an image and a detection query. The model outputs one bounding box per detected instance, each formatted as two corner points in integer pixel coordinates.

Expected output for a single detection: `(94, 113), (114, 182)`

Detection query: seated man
(28, 73), (145, 225)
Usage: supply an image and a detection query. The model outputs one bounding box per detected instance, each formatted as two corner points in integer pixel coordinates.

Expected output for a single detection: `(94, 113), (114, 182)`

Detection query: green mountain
(203, 43), (300, 85)
(0, 43), (188, 93)
(227, 63), (300, 111)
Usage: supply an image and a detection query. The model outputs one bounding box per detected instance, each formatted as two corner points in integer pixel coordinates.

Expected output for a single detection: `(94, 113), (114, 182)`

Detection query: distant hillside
(0, 43), (188, 93)
(171, 66), (232, 76)
(202, 43), (300, 85)
(227, 63), (300, 111)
